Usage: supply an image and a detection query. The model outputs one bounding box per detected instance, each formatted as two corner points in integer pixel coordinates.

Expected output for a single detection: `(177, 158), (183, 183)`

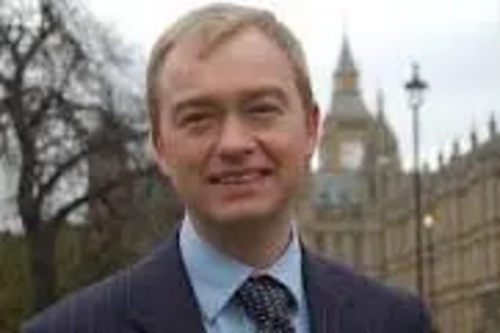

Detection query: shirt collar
(179, 217), (304, 323)
(265, 225), (303, 312)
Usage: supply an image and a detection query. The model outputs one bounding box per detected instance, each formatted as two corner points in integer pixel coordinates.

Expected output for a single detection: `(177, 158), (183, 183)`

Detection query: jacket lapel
(303, 250), (357, 333)
(126, 231), (206, 333)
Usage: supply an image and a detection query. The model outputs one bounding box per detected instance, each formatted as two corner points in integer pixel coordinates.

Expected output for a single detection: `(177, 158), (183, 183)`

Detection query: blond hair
(146, 3), (315, 132)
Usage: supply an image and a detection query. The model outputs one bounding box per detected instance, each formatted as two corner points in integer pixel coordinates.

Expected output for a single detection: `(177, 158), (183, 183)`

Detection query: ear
(149, 130), (172, 178)
(305, 103), (320, 158)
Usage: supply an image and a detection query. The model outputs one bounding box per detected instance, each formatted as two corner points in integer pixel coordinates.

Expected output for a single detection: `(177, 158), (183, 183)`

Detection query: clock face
(340, 139), (365, 170)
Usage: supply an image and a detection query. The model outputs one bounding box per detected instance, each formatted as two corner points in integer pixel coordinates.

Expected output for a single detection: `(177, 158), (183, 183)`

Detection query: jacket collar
(126, 231), (206, 333)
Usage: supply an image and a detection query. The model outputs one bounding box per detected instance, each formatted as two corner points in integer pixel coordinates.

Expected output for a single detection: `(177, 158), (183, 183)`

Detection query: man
(23, 3), (432, 333)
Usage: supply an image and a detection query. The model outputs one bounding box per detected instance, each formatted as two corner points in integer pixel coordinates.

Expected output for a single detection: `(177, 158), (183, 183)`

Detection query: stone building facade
(298, 36), (500, 333)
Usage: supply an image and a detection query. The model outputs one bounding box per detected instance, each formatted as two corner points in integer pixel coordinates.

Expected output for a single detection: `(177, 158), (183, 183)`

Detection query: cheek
(163, 136), (211, 176)
(272, 123), (312, 158)
(263, 134), (310, 172)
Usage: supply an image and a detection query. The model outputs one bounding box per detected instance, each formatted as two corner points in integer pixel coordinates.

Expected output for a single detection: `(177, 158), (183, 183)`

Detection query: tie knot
(235, 275), (296, 332)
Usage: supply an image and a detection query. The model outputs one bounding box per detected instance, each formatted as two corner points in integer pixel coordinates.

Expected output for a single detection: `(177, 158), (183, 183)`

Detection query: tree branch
(48, 165), (154, 227)
(18, 3), (59, 71)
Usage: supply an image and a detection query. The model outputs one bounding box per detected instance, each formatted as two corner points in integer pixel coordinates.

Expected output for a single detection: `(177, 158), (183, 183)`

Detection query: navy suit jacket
(23, 231), (431, 333)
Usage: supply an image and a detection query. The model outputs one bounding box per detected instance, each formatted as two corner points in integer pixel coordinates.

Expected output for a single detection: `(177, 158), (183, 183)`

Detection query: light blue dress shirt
(179, 219), (310, 333)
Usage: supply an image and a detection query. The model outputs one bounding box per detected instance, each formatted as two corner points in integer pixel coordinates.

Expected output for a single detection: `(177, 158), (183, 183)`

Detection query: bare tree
(0, 0), (150, 310)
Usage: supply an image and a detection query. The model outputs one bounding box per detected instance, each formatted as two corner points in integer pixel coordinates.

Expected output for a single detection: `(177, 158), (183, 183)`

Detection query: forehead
(157, 28), (297, 97)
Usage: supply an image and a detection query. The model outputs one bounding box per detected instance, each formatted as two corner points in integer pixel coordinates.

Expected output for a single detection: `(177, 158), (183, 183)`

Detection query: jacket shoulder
(22, 268), (133, 333)
(307, 253), (432, 333)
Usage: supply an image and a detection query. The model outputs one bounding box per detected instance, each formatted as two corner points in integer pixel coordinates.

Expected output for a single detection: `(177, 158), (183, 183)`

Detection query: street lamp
(423, 214), (435, 229)
(404, 63), (428, 298)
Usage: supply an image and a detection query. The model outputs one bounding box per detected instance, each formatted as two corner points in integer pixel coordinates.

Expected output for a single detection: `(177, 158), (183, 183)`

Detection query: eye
(177, 109), (216, 133)
(246, 102), (283, 117)
(180, 111), (210, 125)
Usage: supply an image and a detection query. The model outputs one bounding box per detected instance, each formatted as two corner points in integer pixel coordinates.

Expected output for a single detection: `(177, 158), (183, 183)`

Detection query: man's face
(152, 28), (318, 228)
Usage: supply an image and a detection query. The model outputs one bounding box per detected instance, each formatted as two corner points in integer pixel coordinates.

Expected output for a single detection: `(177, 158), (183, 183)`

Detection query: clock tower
(319, 35), (373, 177)
(317, 35), (400, 205)
(299, 35), (401, 275)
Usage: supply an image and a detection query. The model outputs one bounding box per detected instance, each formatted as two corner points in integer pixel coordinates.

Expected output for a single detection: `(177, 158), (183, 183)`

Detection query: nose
(216, 116), (256, 162)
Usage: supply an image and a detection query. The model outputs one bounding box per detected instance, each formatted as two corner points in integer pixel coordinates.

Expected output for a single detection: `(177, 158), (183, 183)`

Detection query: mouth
(207, 168), (272, 185)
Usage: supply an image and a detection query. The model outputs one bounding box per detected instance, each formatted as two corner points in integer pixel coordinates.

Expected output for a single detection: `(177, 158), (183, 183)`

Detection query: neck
(190, 214), (293, 269)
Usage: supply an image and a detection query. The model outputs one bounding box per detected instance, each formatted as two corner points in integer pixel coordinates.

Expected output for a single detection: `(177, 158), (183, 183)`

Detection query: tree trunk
(26, 225), (57, 312)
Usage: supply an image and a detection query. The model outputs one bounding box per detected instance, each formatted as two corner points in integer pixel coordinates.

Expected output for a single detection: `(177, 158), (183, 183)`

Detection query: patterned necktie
(235, 275), (296, 333)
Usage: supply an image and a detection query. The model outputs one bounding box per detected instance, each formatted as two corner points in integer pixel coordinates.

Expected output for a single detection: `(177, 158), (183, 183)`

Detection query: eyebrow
(171, 97), (218, 120)
(170, 86), (289, 118)
(239, 87), (288, 105)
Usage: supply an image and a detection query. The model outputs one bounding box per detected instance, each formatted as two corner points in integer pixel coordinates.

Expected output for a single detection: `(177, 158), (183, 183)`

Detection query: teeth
(218, 172), (261, 184)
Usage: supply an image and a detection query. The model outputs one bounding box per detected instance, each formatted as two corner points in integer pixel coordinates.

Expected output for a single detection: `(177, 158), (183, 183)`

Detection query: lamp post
(404, 63), (428, 298)
(423, 214), (435, 302)
(424, 213), (439, 333)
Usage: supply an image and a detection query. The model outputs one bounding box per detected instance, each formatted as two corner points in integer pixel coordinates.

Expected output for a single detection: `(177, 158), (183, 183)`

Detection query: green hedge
(0, 234), (30, 333)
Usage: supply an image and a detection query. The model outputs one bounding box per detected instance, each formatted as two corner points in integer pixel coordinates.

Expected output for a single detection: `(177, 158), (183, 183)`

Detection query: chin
(207, 206), (286, 228)
(213, 212), (269, 225)
(191, 195), (291, 226)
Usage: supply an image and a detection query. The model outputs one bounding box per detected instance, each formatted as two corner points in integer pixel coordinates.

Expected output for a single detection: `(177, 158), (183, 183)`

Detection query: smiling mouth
(208, 169), (272, 185)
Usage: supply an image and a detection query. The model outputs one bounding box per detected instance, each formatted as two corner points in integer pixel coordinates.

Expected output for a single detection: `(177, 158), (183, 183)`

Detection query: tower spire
(334, 34), (358, 93)
(376, 88), (385, 118)
(337, 34), (357, 75)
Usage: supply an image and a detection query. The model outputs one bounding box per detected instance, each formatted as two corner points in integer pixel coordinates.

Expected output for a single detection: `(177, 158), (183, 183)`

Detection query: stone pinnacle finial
(489, 113), (497, 138)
